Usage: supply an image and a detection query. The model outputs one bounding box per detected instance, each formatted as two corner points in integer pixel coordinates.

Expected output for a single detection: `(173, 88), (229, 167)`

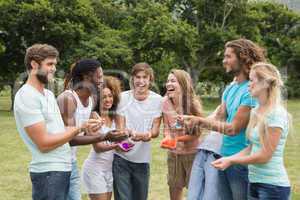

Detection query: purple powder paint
(122, 143), (130, 149)
(119, 142), (134, 151)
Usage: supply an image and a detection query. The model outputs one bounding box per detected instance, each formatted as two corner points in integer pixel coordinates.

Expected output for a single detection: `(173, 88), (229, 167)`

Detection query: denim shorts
(248, 182), (291, 200)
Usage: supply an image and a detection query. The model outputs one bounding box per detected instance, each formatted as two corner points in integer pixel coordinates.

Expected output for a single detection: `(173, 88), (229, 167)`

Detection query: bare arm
(212, 127), (282, 170)
(230, 127), (281, 164)
(149, 116), (162, 138)
(163, 113), (171, 138)
(25, 123), (82, 153)
(57, 92), (103, 146)
(186, 105), (251, 136)
(210, 103), (227, 121)
(115, 114), (126, 131)
(92, 142), (118, 153)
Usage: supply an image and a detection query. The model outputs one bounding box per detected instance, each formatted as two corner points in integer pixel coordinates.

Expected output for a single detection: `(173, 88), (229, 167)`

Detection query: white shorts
(81, 161), (113, 194)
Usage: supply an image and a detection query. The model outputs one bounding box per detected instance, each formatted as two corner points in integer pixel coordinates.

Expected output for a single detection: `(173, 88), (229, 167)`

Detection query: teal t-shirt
(14, 84), (71, 173)
(248, 106), (290, 186)
(221, 80), (257, 156)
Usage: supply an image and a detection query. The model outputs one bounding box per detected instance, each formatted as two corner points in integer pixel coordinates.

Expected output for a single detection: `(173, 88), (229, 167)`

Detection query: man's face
(84, 67), (103, 94)
(92, 68), (103, 90)
(133, 71), (151, 94)
(223, 47), (242, 76)
(34, 58), (57, 84)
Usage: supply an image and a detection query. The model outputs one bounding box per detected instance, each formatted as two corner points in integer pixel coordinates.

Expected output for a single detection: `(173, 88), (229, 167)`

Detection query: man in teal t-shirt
(183, 39), (265, 200)
(221, 80), (257, 157)
(14, 44), (100, 200)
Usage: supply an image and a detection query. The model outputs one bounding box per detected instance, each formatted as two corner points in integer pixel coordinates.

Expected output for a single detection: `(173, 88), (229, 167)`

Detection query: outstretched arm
(212, 127), (282, 170)
(57, 92), (103, 146)
(25, 122), (83, 153)
(184, 105), (251, 136)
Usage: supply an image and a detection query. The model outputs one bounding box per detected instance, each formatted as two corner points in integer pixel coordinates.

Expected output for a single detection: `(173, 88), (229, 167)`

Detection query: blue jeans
(30, 171), (71, 200)
(67, 161), (81, 200)
(248, 183), (291, 200)
(187, 150), (222, 200)
(219, 164), (249, 200)
(113, 154), (150, 200)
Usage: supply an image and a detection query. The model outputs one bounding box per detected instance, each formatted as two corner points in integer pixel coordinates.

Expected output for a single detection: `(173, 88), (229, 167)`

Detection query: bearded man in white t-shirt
(113, 62), (162, 200)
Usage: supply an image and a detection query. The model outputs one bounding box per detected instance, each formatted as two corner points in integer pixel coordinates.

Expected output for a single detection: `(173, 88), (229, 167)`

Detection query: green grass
(0, 92), (299, 199)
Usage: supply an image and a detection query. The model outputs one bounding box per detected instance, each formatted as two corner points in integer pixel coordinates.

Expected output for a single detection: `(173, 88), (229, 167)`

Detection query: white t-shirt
(84, 122), (116, 171)
(14, 84), (71, 172)
(115, 90), (162, 163)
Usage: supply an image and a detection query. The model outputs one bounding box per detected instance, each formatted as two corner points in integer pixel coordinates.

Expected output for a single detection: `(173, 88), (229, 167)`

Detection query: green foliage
(0, 0), (299, 98)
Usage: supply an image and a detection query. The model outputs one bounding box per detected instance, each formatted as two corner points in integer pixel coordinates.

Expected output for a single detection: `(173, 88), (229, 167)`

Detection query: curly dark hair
(63, 59), (101, 90)
(225, 39), (266, 77)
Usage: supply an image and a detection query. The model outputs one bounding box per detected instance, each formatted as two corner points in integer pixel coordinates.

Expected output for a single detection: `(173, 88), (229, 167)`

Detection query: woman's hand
(104, 130), (129, 142)
(130, 131), (152, 142)
(211, 157), (233, 170)
(81, 118), (104, 135)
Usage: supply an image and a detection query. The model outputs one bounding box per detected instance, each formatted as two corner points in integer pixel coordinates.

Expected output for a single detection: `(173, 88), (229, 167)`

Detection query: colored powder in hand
(121, 142), (130, 149)
(120, 142), (134, 150)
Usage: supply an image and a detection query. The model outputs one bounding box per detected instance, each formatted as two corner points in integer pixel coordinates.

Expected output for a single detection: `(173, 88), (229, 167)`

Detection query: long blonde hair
(246, 62), (289, 148)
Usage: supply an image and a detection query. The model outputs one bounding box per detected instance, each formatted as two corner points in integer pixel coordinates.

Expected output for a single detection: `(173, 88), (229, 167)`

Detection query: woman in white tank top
(82, 76), (122, 200)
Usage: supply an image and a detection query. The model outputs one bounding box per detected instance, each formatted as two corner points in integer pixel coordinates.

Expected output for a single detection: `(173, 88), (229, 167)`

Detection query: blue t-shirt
(248, 106), (290, 186)
(221, 80), (257, 156)
(14, 84), (71, 173)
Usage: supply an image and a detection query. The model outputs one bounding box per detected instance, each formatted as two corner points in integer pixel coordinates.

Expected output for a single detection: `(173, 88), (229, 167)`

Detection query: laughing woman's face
(165, 73), (182, 99)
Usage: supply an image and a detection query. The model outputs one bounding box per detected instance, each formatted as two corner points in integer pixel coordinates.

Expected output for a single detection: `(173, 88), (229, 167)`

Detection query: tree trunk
(9, 82), (15, 111)
(190, 66), (200, 86)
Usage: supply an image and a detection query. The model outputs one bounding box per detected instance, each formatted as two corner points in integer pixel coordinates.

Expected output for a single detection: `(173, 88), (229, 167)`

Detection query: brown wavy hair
(170, 69), (203, 117)
(24, 44), (59, 71)
(99, 76), (122, 120)
(225, 39), (266, 78)
(169, 69), (203, 135)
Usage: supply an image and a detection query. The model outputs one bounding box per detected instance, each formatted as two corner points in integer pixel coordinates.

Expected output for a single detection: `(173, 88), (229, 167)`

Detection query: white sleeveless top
(84, 122), (116, 171)
(64, 90), (93, 162)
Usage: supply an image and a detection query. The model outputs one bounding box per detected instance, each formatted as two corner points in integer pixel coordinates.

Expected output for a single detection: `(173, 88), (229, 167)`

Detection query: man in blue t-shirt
(183, 39), (266, 200)
(14, 44), (101, 200)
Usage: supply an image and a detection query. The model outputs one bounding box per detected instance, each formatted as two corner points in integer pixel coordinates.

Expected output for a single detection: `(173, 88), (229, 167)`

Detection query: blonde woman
(212, 63), (291, 200)
(162, 69), (203, 200)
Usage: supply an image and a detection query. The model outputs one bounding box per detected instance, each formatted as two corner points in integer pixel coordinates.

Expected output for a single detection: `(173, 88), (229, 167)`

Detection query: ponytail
(63, 62), (76, 91)
(63, 59), (101, 91)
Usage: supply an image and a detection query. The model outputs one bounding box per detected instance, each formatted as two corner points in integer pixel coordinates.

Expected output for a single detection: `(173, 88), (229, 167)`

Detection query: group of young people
(14, 38), (291, 200)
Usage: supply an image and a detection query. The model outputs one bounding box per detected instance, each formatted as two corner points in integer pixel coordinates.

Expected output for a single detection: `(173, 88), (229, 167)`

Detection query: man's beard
(36, 67), (49, 84)
(227, 62), (242, 76)
(90, 82), (99, 96)
(82, 81), (99, 96)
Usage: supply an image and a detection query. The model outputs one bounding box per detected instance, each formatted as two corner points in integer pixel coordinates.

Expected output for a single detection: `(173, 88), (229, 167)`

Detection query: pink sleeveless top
(162, 96), (200, 154)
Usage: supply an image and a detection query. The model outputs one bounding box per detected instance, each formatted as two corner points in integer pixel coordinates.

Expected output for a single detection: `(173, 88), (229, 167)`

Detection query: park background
(0, 0), (299, 199)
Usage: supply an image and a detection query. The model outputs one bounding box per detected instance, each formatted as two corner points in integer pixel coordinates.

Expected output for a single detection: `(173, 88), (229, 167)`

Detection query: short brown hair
(225, 39), (266, 77)
(24, 44), (59, 70)
(130, 62), (154, 88)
